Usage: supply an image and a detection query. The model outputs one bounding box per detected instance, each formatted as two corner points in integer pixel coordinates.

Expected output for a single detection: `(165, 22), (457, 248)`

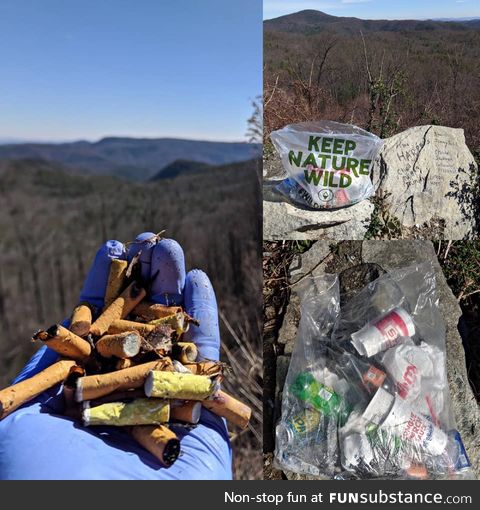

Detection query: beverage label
(374, 310), (409, 343)
(288, 409), (321, 437)
(363, 366), (386, 388)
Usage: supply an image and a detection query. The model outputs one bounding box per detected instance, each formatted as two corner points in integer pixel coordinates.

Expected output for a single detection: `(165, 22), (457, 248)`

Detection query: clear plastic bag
(270, 121), (383, 210)
(275, 264), (474, 479)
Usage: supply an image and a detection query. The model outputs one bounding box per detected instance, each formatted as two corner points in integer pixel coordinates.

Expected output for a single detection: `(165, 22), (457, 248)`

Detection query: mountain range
(0, 137), (261, 181)
(264, 10), (480, 35)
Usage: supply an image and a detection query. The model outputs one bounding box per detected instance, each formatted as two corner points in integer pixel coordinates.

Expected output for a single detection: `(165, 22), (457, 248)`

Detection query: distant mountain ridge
(0, 136), (261, 181)
(264, 10), (480, 34)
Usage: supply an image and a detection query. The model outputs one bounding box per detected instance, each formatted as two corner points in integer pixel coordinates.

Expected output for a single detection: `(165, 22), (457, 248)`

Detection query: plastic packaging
(274, 264), (473, 480)
(270, 121), (383, 210)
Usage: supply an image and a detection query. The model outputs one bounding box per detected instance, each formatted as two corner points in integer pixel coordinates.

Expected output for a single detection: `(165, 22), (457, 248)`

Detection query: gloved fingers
(127, 232), (157, 283)
(183, 269), (220, 361)
(79, 240), (126, 308)
(149, 239), (186, 306)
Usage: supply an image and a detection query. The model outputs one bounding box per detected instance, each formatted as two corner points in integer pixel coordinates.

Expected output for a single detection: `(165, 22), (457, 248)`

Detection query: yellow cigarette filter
(132, 302), (182, 322)
(75, 359), (173, 402)
(144, 371), (216, 400)
(148, 312), (189, 336)
(90, 282), (146, 337)
(108, 319), (156, 337)
(69, 303), (92, 337)
(132, 425), (180, 467)
(83, 398), (170, 426)
(95, 331), (142, 359)
(0, 360), (76, 419)
(172, 342), (198, 364)
(170, 401), (202, 424)
(104, 259), (129, 308)
(202, 390), (251, 429)
(33, 325), (92, 362)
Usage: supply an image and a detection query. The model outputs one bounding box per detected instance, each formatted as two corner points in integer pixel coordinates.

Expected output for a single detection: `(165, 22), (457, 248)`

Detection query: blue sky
(264, 0), (480, 20)
(0, 0), (262, 143)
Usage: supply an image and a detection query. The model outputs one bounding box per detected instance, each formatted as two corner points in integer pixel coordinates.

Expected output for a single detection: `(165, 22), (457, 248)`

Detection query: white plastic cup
(351, 307), (415, 358)
(381, 396), (448, 457)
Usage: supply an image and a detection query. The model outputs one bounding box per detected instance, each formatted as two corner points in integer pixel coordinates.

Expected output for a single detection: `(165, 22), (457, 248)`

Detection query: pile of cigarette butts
(0, 256), (251, 468)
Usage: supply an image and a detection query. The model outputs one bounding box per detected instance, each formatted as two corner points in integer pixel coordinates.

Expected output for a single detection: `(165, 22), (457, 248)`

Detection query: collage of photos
(0, 0), (480, 489)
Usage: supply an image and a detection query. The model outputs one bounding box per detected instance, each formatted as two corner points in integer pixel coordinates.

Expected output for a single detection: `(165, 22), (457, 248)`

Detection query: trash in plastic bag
(270, 121), (383, 210)
(274, 263), (474, 480)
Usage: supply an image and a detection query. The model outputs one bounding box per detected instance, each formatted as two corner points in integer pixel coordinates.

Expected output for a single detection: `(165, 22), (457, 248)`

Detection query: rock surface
(263, 198), (374, 240)
(275, 240), (479, 479)
(372, 125), (478, 239)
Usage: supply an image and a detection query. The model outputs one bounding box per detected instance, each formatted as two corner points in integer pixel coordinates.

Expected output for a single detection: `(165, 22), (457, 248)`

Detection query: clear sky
(264, 0), (480, 20)
(0, 0), (262, 143)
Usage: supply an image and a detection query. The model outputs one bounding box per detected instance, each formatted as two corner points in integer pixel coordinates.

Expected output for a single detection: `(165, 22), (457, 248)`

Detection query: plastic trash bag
(270, 121), (383, 210)
(275, 264), (473, 480)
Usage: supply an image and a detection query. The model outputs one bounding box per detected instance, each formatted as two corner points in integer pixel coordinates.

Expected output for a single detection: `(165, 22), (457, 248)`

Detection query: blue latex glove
(0, 233), (232, 480)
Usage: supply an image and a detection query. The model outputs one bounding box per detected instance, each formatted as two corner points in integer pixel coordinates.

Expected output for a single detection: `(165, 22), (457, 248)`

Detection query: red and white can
(351, 307), (415, 358)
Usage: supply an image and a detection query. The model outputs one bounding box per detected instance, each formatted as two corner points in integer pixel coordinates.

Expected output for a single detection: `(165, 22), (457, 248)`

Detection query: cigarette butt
(89, 388), (146, 406)
(83, 398), (170, 426)
(108, 319), (156, 337)
(33, 325), (92, 362)
(172, 342), (198, 364)
(144, 371), (216, 400)
(70, 303), (92, 337)
(202, 390), (251, 429)
(132, 425), (180, 467)
(63, 365), (86, 418)
(0, 360), (76, 419)
(96, 331), (142, 359)
(182, 361), (225, 376)
(104, 259), (128, 308)
(75, 359), (173, 402)
(171, 401), (202, 424)
(115, 358), (135, 370)
(133, 302), (183, 322)
(90, 282), (146, 337)
(148, 312), (188, 336)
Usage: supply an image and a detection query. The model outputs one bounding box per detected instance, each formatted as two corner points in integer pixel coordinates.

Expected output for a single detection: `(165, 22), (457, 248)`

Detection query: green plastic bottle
(291, 372), (350, 424)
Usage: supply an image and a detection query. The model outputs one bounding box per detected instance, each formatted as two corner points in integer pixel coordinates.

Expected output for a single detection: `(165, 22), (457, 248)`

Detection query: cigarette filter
(75, 359), (173, 402)
(170, 401), (202, 424)
(33, 325), (92, 361)
(90, 282), (146, 337)
(144, 371), (216, 400)
(172, 342), (198, 364)
(0, 360), (76, 419)
(132, 425), (180, 467)
(133, 302), (182, 322)
(104, 259), (129, 308)
(108, 319), (156, 337)
(96, 331), (142, 359)
(202, 390), (251, 429)
(69, 303), (92, 337)
(115, 358), (135, 370)
(148, 312), (188, 336)
(83, 398), (170, 426)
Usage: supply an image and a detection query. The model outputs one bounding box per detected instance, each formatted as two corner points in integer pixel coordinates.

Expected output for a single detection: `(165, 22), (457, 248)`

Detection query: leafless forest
(264, 25), (480, 156)
(0, 157), (262, 479)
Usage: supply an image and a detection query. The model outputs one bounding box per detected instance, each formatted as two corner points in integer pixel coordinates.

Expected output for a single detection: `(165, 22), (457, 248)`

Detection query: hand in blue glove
(0, 233), (232, 480)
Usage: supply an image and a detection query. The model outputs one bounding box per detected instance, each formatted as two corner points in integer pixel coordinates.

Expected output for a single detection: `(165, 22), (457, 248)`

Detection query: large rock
(274, 240), (479, 479)
(263, 198), (374, 240)
(372, 125), (478, 239)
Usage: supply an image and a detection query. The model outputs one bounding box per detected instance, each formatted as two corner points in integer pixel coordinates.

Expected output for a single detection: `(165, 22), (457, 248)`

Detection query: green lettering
(359, 159), (371, 175)
(302, 153), (317, 167)
(304, 169), (322, 186)
(289, 150), (303, 167)
(345, 140), (356, 154)
(333, 138), (344, 155)
(321, 137), (332, 152)
(332, 156), (346, 170)
(327, 171), (338, 188)
(317, 153), (329, 169)
(346, 158), (359, 178)
(308, 136), (320, 151)
(339, 173), (352, 188)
